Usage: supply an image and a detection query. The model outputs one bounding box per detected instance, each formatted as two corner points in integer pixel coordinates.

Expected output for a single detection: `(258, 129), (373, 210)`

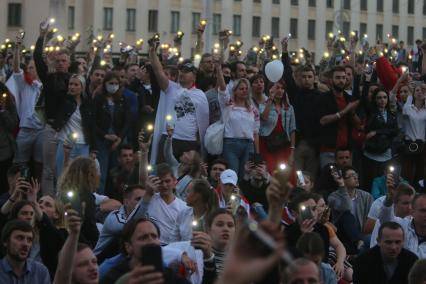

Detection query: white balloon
(265, 60), (284, 83)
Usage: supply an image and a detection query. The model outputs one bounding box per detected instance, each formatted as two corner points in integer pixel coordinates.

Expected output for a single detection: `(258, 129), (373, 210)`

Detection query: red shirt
(335, 94), (348, 148)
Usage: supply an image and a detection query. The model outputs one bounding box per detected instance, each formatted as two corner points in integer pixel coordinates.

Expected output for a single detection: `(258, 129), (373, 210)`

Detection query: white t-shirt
(57, 106), (86, 144)
(145, 193), (192, 245)
(163, 81), (208, 141)
(367, 195), (395, 220)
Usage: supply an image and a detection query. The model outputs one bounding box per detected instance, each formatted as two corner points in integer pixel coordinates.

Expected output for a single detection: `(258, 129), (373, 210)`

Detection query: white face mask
(106, 83), (119, 94)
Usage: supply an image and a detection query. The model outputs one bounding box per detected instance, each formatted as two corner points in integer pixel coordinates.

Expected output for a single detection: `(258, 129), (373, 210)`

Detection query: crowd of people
(1, 17), (426, 284)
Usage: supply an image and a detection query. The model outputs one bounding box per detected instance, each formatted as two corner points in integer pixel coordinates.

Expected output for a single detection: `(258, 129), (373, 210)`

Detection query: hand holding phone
(141, 244), (163, 273)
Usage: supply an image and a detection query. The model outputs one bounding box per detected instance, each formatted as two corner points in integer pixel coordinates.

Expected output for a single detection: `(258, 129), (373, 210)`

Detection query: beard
(332, 82), (345, 92)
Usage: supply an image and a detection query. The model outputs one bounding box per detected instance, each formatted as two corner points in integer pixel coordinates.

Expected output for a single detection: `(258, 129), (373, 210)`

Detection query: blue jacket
(259, 103), (296, 137)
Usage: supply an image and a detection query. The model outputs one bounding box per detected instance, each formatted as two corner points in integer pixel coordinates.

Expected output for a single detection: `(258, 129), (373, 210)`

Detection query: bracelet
(203, 252), (215, 263)
(290, 146), (296, 149)
(8, 198), (16, 203)
(336, 112), (341, 119)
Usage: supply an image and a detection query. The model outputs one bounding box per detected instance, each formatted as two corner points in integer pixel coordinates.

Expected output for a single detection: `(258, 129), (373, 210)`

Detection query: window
(308, 20), (315, 40)
(308, 0), (316, 7)
(343, 0), (350, 9)
(360, 23), (367, 37)
(213, 14), (221, 35)
(291, 0), (298, 6)
(424, 0), (426, 15)
(273, 0), (280, 4)
(8, 3), (22, 27)
(148, 10), (158, 32)
(377, 0), (384, 12)
(192, 13), (201, 34)
(253, 0), (261, 2)
(360, 0), (367, 11)
(392, 0), (399, 13)
(103, 7), (113, 30)
(126, 9), (136, 31)
(233, 15), (241, 36)
(343, 21), (350, 38)
(171, 11), (180, 33)
(290, 18), (298, 38)
(252, 16), (261, 37)
(392, 25), (399, 38)
(407, 26), (414, 45)
(376, 24), (383, 41)
(68, 6), (75, 29)
(326, 21), (333, 38)
(271, 17), (279, 38)
(326, 0), (333, 8)
(423, 28), (426, 40)
(408, 0), (414, 14)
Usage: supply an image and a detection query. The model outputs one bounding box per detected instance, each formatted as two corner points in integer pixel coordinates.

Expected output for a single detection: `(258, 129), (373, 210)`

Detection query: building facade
(1, 0), (426, 62)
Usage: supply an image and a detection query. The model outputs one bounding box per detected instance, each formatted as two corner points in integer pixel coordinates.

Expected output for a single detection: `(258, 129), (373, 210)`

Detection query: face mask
(224, 76), (231, 84)
(106, 83), (119, 94)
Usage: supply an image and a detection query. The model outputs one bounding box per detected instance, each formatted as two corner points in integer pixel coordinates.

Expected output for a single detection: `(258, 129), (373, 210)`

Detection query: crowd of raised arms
(1, 17), (426, 284)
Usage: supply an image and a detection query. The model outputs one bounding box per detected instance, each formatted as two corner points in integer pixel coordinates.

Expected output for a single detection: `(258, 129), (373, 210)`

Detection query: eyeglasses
(344, 173), (358, 179)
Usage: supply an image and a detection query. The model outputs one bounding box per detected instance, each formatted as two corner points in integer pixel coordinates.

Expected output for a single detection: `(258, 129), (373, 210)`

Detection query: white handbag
(204, 109), (229, 155)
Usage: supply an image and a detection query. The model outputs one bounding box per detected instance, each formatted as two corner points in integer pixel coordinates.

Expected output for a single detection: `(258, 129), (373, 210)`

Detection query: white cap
(220, 169), (238, 186)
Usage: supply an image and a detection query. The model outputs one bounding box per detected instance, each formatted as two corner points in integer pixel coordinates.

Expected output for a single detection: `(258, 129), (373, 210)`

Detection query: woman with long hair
(185, 179), (218, 232)
(0, 82), (18, 194)
(259, 80), (296, 173)
(191, 208), (236, 283)
(58, 157), (100, 248)
(93, 71), (131, 193)
(362, 88), (398, 190)
(400, 84), (426, 184)
(53, 74), (95, 178)
(217, 67), (260, 177)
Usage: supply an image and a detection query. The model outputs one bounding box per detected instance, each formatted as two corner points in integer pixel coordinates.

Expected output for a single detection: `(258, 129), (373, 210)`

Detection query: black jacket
(93, 92), (131, 139)
(50, 96), (96, 149)
(282, 52), (321, 145)
(353, 245), (418, 284)
(317, 91), (356, 148)
(364, 110), (399, 152)
(34, 36), (71, 123)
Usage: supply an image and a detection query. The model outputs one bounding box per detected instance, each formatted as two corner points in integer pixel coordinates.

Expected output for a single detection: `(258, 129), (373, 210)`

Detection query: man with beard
(318, 66), (359, 167)
(0, 220), (50, 283)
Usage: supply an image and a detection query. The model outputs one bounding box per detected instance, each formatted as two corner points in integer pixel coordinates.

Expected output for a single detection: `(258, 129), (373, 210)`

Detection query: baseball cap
(178, 60), (197, 73)
(220, 169), (238, 186)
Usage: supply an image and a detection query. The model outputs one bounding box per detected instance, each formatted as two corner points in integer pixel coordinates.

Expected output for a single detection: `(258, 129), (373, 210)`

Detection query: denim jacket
(258, 103), (296, 137)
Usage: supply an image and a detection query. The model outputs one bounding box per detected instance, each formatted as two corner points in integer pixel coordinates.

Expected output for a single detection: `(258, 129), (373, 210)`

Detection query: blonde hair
(232, 78), (252, 110)
(58, 157), (98, 196)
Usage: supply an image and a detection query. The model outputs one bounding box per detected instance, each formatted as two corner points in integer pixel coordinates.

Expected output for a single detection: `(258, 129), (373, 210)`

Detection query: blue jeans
(96, 137), (122, 194)
(56, 140), (89, 179)
(222, 138), (254, 178)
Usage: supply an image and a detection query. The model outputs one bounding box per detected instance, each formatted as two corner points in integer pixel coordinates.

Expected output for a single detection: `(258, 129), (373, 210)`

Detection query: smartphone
(148, 33), (160, 46)
(296, 170), (305, 187)
(299, 205), (313, 223)
(249, 153), (263, 164)
(20, 167), (31, 182)
(60, 189), (82, 215)
(330, 165), (342, 178)
(246, 219), (293, 264)
(192, 219), (203, 232)
(143, 124), (154, 143)
(387, 165), (401, 185)
(141, 244), (163, 272)
(229, 194), (241, 216)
